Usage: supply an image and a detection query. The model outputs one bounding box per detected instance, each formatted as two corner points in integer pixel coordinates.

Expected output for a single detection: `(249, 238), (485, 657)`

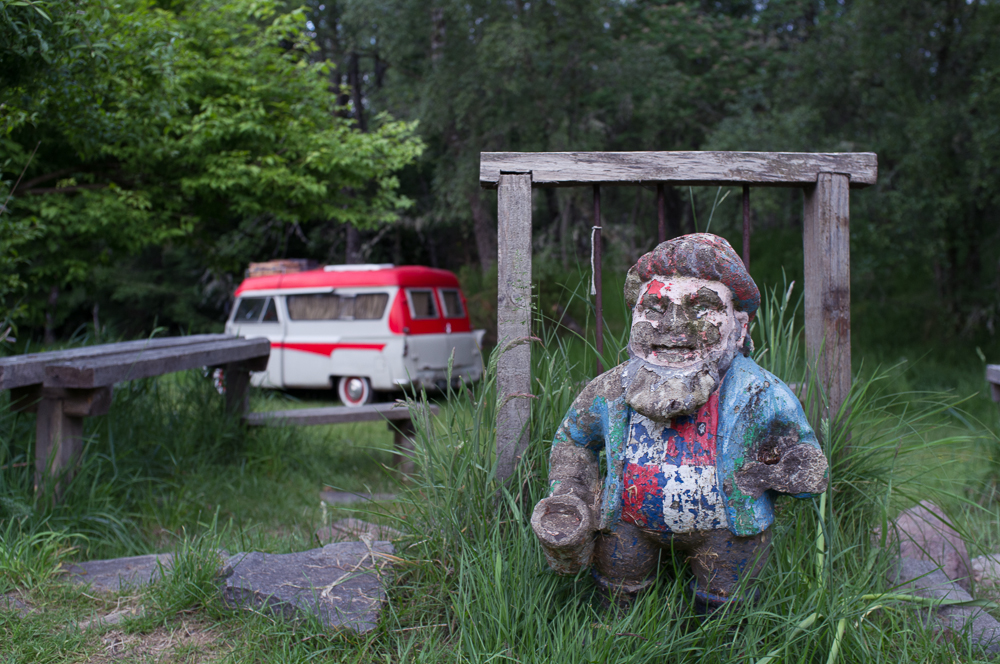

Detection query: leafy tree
(1, 0), (422, 338)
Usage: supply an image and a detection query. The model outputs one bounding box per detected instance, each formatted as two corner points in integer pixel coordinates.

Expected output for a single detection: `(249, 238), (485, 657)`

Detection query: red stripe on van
(273, 342), (386, 357)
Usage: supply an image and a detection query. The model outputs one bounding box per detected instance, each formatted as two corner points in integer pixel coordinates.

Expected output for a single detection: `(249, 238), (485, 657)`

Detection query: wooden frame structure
(480, 151), (878, 480)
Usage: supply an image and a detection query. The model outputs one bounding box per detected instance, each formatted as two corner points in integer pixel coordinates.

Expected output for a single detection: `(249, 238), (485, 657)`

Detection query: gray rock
(75, 607), (143, 631)
(320, 490), (396, 505)
(974, 554), (1000, 589)
(891, 557), (1000, 657)
(1, 593), (30, 615)
(64, 553), (174, 593)
(879, 501), (973, 590)
(316, 519), (402, 544)
(221, 541), (394, 633)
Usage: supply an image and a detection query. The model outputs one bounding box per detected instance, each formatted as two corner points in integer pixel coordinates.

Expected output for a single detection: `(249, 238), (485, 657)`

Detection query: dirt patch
(89, 620), (226, 663)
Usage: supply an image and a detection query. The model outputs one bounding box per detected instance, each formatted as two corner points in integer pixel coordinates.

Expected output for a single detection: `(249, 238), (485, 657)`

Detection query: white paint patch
(660, 465), (730, 533)
(625, 412), (669, 465)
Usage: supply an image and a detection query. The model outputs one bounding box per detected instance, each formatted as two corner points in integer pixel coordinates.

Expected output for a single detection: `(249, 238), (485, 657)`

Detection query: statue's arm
(531, 366), (622, 574)
(733, 381), (829, 499)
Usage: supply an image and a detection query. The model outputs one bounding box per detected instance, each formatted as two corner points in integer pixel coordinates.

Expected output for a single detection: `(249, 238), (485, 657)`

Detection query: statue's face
(629, 275), (748, 368)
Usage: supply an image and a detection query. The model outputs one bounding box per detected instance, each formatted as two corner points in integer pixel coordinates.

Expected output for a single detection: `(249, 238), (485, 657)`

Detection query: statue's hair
(624, 233), (760, 321)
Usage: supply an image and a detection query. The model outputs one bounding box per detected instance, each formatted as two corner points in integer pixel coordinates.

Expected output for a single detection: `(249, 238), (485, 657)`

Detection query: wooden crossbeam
(245, 402), (439, 426)
(480, 151), (877, 189)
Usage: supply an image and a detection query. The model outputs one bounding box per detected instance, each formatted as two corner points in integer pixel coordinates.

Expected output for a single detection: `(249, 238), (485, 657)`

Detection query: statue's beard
(623, 358), (719, 422)
(623, 333), (742, 422)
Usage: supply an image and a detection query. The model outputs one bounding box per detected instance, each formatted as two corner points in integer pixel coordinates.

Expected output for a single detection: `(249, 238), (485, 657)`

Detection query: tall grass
(348, 276), (997, 663)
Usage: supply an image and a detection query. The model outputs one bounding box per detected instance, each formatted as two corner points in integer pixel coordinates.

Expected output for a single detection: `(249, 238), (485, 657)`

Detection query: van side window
(354, 293), (389, 320)
(233, 297), (267, 323)
(440, 289), (465, 318)
(262, 298), (279, 322)
(407, 289), (438, 319)
(287, 294), (341, 320)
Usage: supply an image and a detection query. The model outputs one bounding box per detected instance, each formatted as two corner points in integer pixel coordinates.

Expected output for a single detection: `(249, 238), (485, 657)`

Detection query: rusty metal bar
(742, 185), (751, 270)
(657, 183), (666, 245)
(593, 185), (603, 375)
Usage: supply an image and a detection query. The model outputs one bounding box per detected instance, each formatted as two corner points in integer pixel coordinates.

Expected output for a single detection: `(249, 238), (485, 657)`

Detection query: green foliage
(0, 0), (422, 334)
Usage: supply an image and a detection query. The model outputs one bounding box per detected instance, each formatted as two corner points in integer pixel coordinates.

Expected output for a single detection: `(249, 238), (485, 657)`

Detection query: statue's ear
(624, 266), (642, 310)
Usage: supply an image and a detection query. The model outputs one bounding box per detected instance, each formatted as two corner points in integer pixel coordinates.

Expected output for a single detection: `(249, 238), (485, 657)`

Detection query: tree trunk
(44, 285), (59, 345)
(345, 225), (363, 264)
(469, 189), (497, 273)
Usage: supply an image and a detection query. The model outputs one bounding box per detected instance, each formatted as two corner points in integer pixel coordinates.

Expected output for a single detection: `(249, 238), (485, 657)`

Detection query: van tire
(337, 376), (373, 407)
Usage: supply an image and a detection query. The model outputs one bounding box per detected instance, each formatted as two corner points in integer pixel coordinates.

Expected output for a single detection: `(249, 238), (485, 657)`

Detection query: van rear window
(407, 289), (438, 319)
(287, 292), (389, 321)
(440, 289), (465, 318)
(234, 297), (267, 323)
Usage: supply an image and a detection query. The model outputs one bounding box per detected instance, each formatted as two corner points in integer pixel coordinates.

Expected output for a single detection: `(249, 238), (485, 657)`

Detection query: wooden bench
(0, 334), (270, 496)
(986, 365), (1000, 402)
(245, 402), (440, 476)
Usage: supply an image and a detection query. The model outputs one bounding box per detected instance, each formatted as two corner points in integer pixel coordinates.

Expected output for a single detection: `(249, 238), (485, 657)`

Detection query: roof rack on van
(323, 264), (395, 272)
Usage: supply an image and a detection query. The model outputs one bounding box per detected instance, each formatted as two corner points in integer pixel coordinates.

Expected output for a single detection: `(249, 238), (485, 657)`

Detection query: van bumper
(397, 364), (483, 391)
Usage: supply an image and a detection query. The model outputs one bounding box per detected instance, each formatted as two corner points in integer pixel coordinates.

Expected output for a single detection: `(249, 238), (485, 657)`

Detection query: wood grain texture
(481, 152), (877, 189)
(496, 173), (534, 483)
(43, 338), (271, 388)
(804, 173), (852, 426)
(0, 334), (233, 390)
(34, 398), (84, 498)
(245, 402), (440, 426)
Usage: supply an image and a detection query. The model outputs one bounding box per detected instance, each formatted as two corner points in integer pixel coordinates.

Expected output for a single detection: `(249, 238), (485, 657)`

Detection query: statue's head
(622, 234), (760, 420)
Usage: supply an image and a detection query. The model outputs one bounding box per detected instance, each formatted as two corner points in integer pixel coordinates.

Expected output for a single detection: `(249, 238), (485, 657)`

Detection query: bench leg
(224, 363), (251, 417)
(35, 398), (84, 500)
(390, 418), (416, 479)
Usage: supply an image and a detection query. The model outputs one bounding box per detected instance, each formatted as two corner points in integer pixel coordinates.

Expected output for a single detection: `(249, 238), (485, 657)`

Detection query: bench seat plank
(0, 334), (233, 390)
(44, 338), (271, 389)
(245, 402), (440, 427)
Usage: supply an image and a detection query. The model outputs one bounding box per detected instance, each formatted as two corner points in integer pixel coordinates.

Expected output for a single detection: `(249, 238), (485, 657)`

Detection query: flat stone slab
(64, 553), (174, 593)
(320, 490), (396, 505)
(221, 541), (394, 633)
(974, 554), (1000, 589)
(1, 593), (30, 615)
(316, 519), (402, 544)
(891, 557), (1000, 657)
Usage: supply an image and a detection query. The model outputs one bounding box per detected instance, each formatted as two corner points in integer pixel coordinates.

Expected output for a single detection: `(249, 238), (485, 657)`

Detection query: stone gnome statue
(530, 233), (829, 612)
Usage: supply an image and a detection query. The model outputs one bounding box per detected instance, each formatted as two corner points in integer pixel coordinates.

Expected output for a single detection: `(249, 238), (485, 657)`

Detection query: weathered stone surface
(891, 557), (1000, 657)
(64, 553), (174, 593)
(879, 501), (973, 590)
(76, 607), (144, 631)
(315, 519), (402, 544)
(221, 541), (394, 633)
(320, 490), (396, 505)
(1, 593), (30, 615)
(974, 555), (1000, 589)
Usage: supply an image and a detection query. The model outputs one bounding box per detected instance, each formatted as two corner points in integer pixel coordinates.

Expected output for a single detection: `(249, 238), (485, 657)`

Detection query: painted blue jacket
(547, 353), (824, 536)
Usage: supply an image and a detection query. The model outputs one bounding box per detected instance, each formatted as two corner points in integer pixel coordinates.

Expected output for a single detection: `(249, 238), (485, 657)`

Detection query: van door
(282, 291), (343, 388)
(227, 295), (285, 387)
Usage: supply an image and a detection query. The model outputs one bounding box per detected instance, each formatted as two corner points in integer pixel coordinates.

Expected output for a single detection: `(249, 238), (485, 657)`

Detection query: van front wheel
(337, 376), (373, 407)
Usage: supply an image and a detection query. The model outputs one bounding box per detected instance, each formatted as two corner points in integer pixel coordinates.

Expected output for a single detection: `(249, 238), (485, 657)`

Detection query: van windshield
(233, 297), (267, 323)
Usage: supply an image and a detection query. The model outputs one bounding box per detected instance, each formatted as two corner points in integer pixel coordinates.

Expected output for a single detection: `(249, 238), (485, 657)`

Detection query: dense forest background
(2, 0), (1000, 363)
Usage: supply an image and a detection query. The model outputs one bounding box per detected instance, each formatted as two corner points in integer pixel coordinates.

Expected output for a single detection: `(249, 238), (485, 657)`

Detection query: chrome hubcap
(346, 378), (365, 401)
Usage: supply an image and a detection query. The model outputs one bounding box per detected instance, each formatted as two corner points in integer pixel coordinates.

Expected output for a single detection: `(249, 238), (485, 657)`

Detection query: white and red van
(225, 264), (485, 406)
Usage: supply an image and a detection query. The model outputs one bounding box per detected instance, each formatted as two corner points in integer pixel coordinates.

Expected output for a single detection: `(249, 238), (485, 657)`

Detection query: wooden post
(496, 173), (533, 483)
(803, 172), (851, 425)
(657, 184), (666, 244)
(390, 418), (416, 478)
(224, 362), (251, 417)
(33, 386), (111, 498)
(593, 185), (603, 375)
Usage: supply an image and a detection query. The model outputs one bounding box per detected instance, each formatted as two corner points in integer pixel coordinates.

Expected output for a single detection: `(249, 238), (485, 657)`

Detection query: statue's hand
(531, 493), (596, 574)
(734, 444), (828, 499)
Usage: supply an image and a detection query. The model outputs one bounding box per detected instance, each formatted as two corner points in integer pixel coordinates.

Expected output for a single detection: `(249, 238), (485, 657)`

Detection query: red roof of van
(234, 265), (461, 296)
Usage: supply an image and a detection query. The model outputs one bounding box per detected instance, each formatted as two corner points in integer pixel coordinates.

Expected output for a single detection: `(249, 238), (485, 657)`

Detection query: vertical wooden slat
(742, 186), (751, 270)
(803, 172), (852, 425)
(496, 173), (533, 482)
(34, 398), (84, 498)
(224, 363), (251, 417)
(593, 185), (603, 375)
